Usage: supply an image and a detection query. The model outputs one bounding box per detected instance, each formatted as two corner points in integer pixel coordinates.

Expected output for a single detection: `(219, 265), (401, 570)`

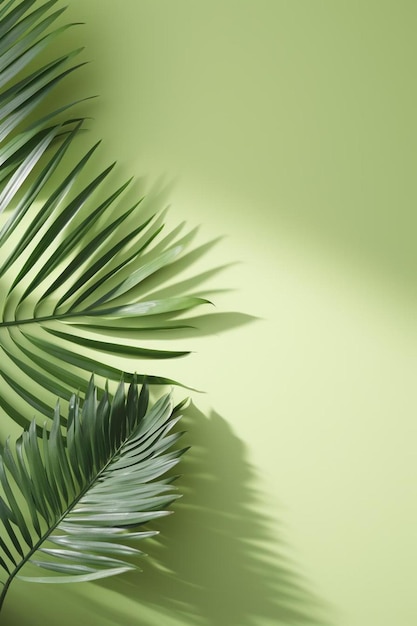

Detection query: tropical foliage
(0, 0), (208, 430)
(0, 0), (201, 612)
(0, 379), (186, 610)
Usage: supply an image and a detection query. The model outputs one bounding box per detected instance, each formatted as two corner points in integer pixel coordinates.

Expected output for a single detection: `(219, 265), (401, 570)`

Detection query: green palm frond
(0, 378), (185, 610)
(0, 0), (88, 185)
(0, 0), (210, 427)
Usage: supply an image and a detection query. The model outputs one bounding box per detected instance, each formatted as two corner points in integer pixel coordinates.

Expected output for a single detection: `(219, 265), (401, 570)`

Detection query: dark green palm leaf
(0, 378), (185, 610)
(0, 0), (210, 427)
(0, 0), (88, 183)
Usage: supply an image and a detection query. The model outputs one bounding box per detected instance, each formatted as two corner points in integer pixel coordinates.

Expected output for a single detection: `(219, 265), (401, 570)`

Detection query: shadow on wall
(2, 402), (333, 626)
(98, 402), (334, 626)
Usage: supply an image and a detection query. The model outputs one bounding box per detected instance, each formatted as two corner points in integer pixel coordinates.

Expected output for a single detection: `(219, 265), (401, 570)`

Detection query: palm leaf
(0, 0), (87, 184)
(0, 0), (210, 427)
(0, 378), (185, 610)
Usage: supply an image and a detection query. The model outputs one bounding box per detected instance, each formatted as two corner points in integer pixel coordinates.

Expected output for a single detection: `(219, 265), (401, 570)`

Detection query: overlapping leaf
(0, 0), (209, 427)
(0, 379), (185, 609)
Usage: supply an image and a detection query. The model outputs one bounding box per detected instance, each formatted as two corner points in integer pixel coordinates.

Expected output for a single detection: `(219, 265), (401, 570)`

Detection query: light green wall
(3, 2), (417, 625)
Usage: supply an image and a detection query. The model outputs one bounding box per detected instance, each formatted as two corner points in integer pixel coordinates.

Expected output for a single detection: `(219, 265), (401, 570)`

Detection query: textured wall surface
(2, 2), (417, 625)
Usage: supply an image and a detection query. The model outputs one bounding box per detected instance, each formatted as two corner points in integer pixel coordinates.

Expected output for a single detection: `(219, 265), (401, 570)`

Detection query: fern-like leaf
(0, 378), (185, 611)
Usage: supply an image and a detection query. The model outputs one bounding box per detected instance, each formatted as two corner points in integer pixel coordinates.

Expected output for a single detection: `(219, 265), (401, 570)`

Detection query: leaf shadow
(96, 402), (334, 626)
(1, 404), (335, 626)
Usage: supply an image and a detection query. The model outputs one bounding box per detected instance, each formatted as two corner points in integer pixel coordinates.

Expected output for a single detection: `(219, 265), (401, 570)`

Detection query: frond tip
(0, 378), (186, 610)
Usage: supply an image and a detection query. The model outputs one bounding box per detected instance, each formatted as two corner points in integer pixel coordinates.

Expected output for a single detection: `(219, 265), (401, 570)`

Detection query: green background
(2, 1), (417, 624)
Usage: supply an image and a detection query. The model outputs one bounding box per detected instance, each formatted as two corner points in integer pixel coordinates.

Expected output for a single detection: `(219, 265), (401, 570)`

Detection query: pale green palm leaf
(0, 379), (185, 610)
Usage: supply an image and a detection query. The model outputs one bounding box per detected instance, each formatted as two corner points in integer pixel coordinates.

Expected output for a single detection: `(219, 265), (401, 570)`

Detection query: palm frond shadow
(97, 403), (334, 626)
(1, 402), (333, 626)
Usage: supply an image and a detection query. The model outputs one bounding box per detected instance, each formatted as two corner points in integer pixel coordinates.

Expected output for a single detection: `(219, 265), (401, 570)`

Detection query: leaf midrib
(0, 309), (107, 327)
